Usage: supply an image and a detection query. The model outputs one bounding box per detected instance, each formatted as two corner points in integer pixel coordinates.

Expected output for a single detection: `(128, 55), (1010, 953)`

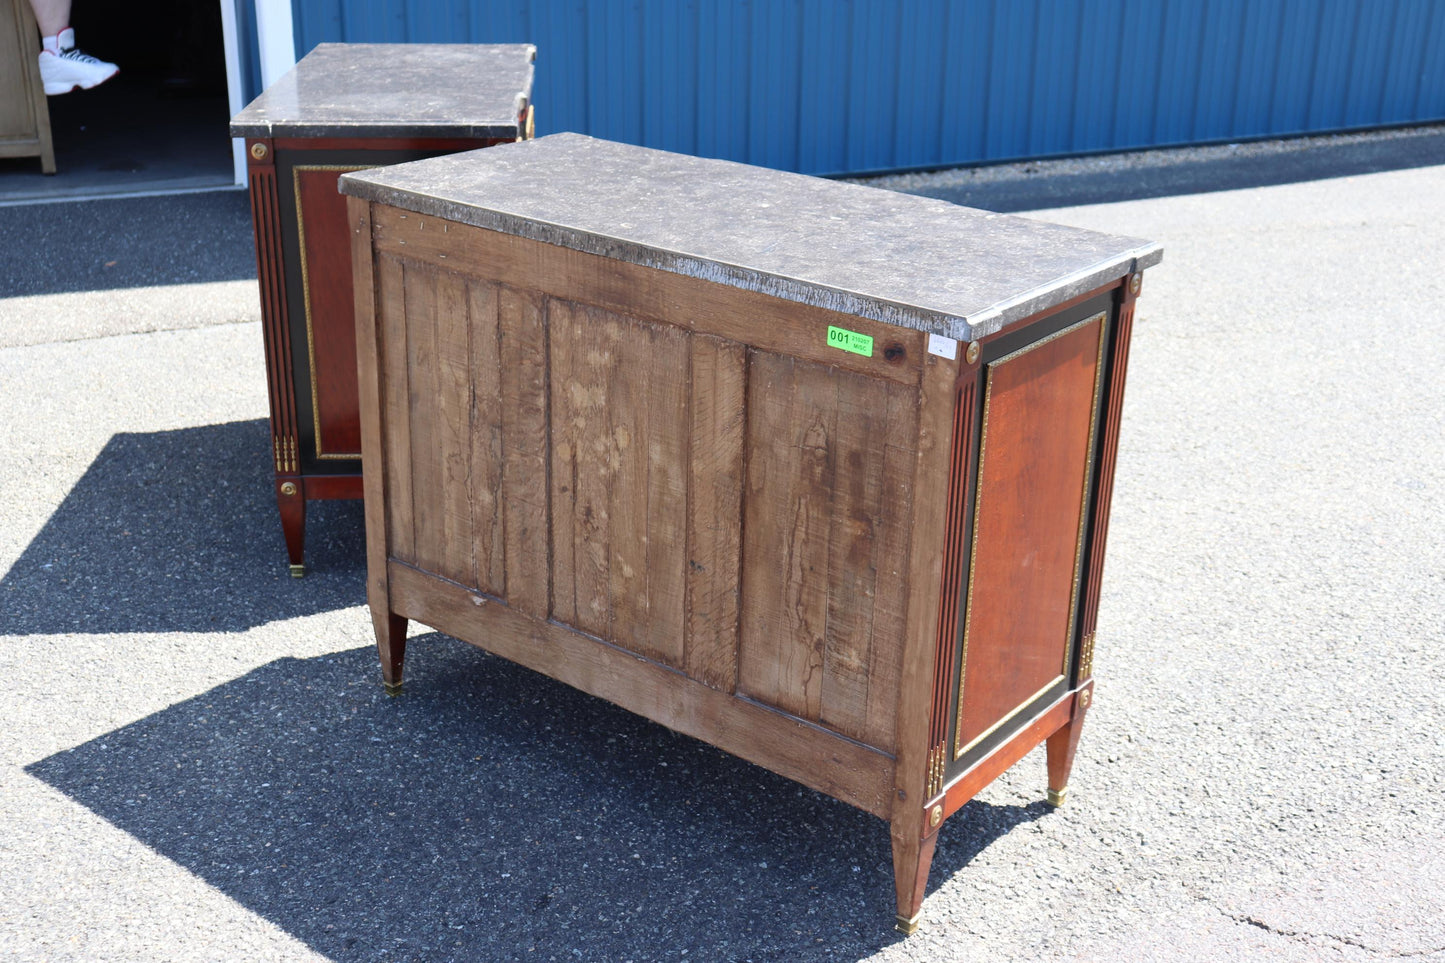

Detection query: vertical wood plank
(607, 307), (650, 650)
(685, 334), (747, 691)
(377, 253), (414, 563)
(464, 278), (506, 596)
(404, 262), (443, 576)
(571, 305), (617, 639)
(549, 299), (615, 638)
(433, 269), (476, 587)
(738, 353), (835, 723)
(548, 297), (579, 625)
(864, 385), (920, 752)
(818, 374), (888, 742)
(639, 318), (690, 667)
(499, 285), (551, 620)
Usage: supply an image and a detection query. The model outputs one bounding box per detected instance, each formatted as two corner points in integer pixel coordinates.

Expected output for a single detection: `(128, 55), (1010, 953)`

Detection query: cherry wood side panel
(737, 353), (919, 751)
(369, 207), (927, 388)
(548, 300), (690, 667)
(955, 314), (1106, 756)
(386, 560), (897, 818)
(294, 166), (366, 460)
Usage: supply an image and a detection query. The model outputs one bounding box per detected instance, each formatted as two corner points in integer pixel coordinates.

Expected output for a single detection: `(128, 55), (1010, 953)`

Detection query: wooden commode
(231, 43), (535, 575)
(339, 134), (1161, 931)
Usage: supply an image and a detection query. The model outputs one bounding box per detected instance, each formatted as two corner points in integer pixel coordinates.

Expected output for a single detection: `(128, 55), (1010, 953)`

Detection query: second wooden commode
(339, 134), (1161, 932)
(231, 43), (535, 575)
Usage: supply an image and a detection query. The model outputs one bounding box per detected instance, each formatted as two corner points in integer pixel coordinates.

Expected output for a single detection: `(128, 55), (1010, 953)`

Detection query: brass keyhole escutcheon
(250, 142), (268, 160)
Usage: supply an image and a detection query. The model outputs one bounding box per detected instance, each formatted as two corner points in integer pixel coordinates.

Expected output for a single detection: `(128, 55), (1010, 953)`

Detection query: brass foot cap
(288, 564), (306, 578)
(383, 681), (403, 697)
(1047, 787), (1068, 808)
(895, 912), (922, 935)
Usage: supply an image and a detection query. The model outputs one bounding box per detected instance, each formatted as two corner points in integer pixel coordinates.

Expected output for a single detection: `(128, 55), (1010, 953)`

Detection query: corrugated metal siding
(283, 0), (1445, 175)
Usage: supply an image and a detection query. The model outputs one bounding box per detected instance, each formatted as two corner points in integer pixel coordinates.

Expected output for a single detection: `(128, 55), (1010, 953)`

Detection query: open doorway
(0, 0), (238, 203)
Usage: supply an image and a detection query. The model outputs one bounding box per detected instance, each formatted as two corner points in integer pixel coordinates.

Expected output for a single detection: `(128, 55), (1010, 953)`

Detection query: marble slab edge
(339, 176), (1163, 343)
(229, 120), (525, 140)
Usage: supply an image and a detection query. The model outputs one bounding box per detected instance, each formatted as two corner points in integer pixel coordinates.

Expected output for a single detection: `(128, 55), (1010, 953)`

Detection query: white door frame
(220, 0), (297, 186)
(219, 0), (246, 185)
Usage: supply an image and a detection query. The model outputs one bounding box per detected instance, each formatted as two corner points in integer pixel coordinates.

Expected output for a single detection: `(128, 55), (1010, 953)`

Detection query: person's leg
(29, 0), (118, 96)
(27, 0), (69, 37)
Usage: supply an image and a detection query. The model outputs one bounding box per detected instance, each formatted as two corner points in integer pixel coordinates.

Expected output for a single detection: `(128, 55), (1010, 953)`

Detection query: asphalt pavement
(0, 141), (1442, 962)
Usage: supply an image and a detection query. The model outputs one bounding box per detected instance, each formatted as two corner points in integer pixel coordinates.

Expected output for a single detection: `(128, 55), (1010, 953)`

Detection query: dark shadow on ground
(896, 126), (1445, 212)
(28, 636), (1050, 963)
(0, 419), (364, 634)
(0, 188), (253, 296)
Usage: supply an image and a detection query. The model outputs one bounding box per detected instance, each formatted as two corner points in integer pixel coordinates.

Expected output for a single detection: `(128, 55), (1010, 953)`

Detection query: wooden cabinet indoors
(0, 0), (54, 173)
(231, 43), (535, 574)
(340, 134), (1161, 932)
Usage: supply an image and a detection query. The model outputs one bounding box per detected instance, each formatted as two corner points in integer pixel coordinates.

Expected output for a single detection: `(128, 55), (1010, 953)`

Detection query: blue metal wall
(285, 0), (1445, 175)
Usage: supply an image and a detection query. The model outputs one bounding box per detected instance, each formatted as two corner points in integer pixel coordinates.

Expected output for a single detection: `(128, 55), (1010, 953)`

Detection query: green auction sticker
(826, 325), (874, 357)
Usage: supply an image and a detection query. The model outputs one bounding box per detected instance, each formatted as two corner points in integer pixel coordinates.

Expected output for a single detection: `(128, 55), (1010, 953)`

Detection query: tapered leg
(1046, 688), (1092, 807)
(276, 477), (306, 577)
(891, 827), (939, 934)
(375, 610), (407, 696)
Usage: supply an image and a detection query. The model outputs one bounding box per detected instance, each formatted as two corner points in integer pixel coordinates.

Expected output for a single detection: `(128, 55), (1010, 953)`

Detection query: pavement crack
(1219, 908), (1445, 958)
(0, 317), (256, 351)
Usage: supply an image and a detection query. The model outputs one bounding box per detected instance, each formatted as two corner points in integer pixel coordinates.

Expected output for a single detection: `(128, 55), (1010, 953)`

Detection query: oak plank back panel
(373, 216), (923, 753)
(548, 300), (690, 664)
(737, 353), (918, 750)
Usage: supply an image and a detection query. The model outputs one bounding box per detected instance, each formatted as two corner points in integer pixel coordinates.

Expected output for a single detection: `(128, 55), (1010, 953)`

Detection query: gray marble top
(230, 43), (535, 139)
(339, 134), (1162, 340)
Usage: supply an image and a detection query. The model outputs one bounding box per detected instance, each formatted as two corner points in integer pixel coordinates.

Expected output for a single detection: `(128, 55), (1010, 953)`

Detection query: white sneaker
(39, 28), (118, 96)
